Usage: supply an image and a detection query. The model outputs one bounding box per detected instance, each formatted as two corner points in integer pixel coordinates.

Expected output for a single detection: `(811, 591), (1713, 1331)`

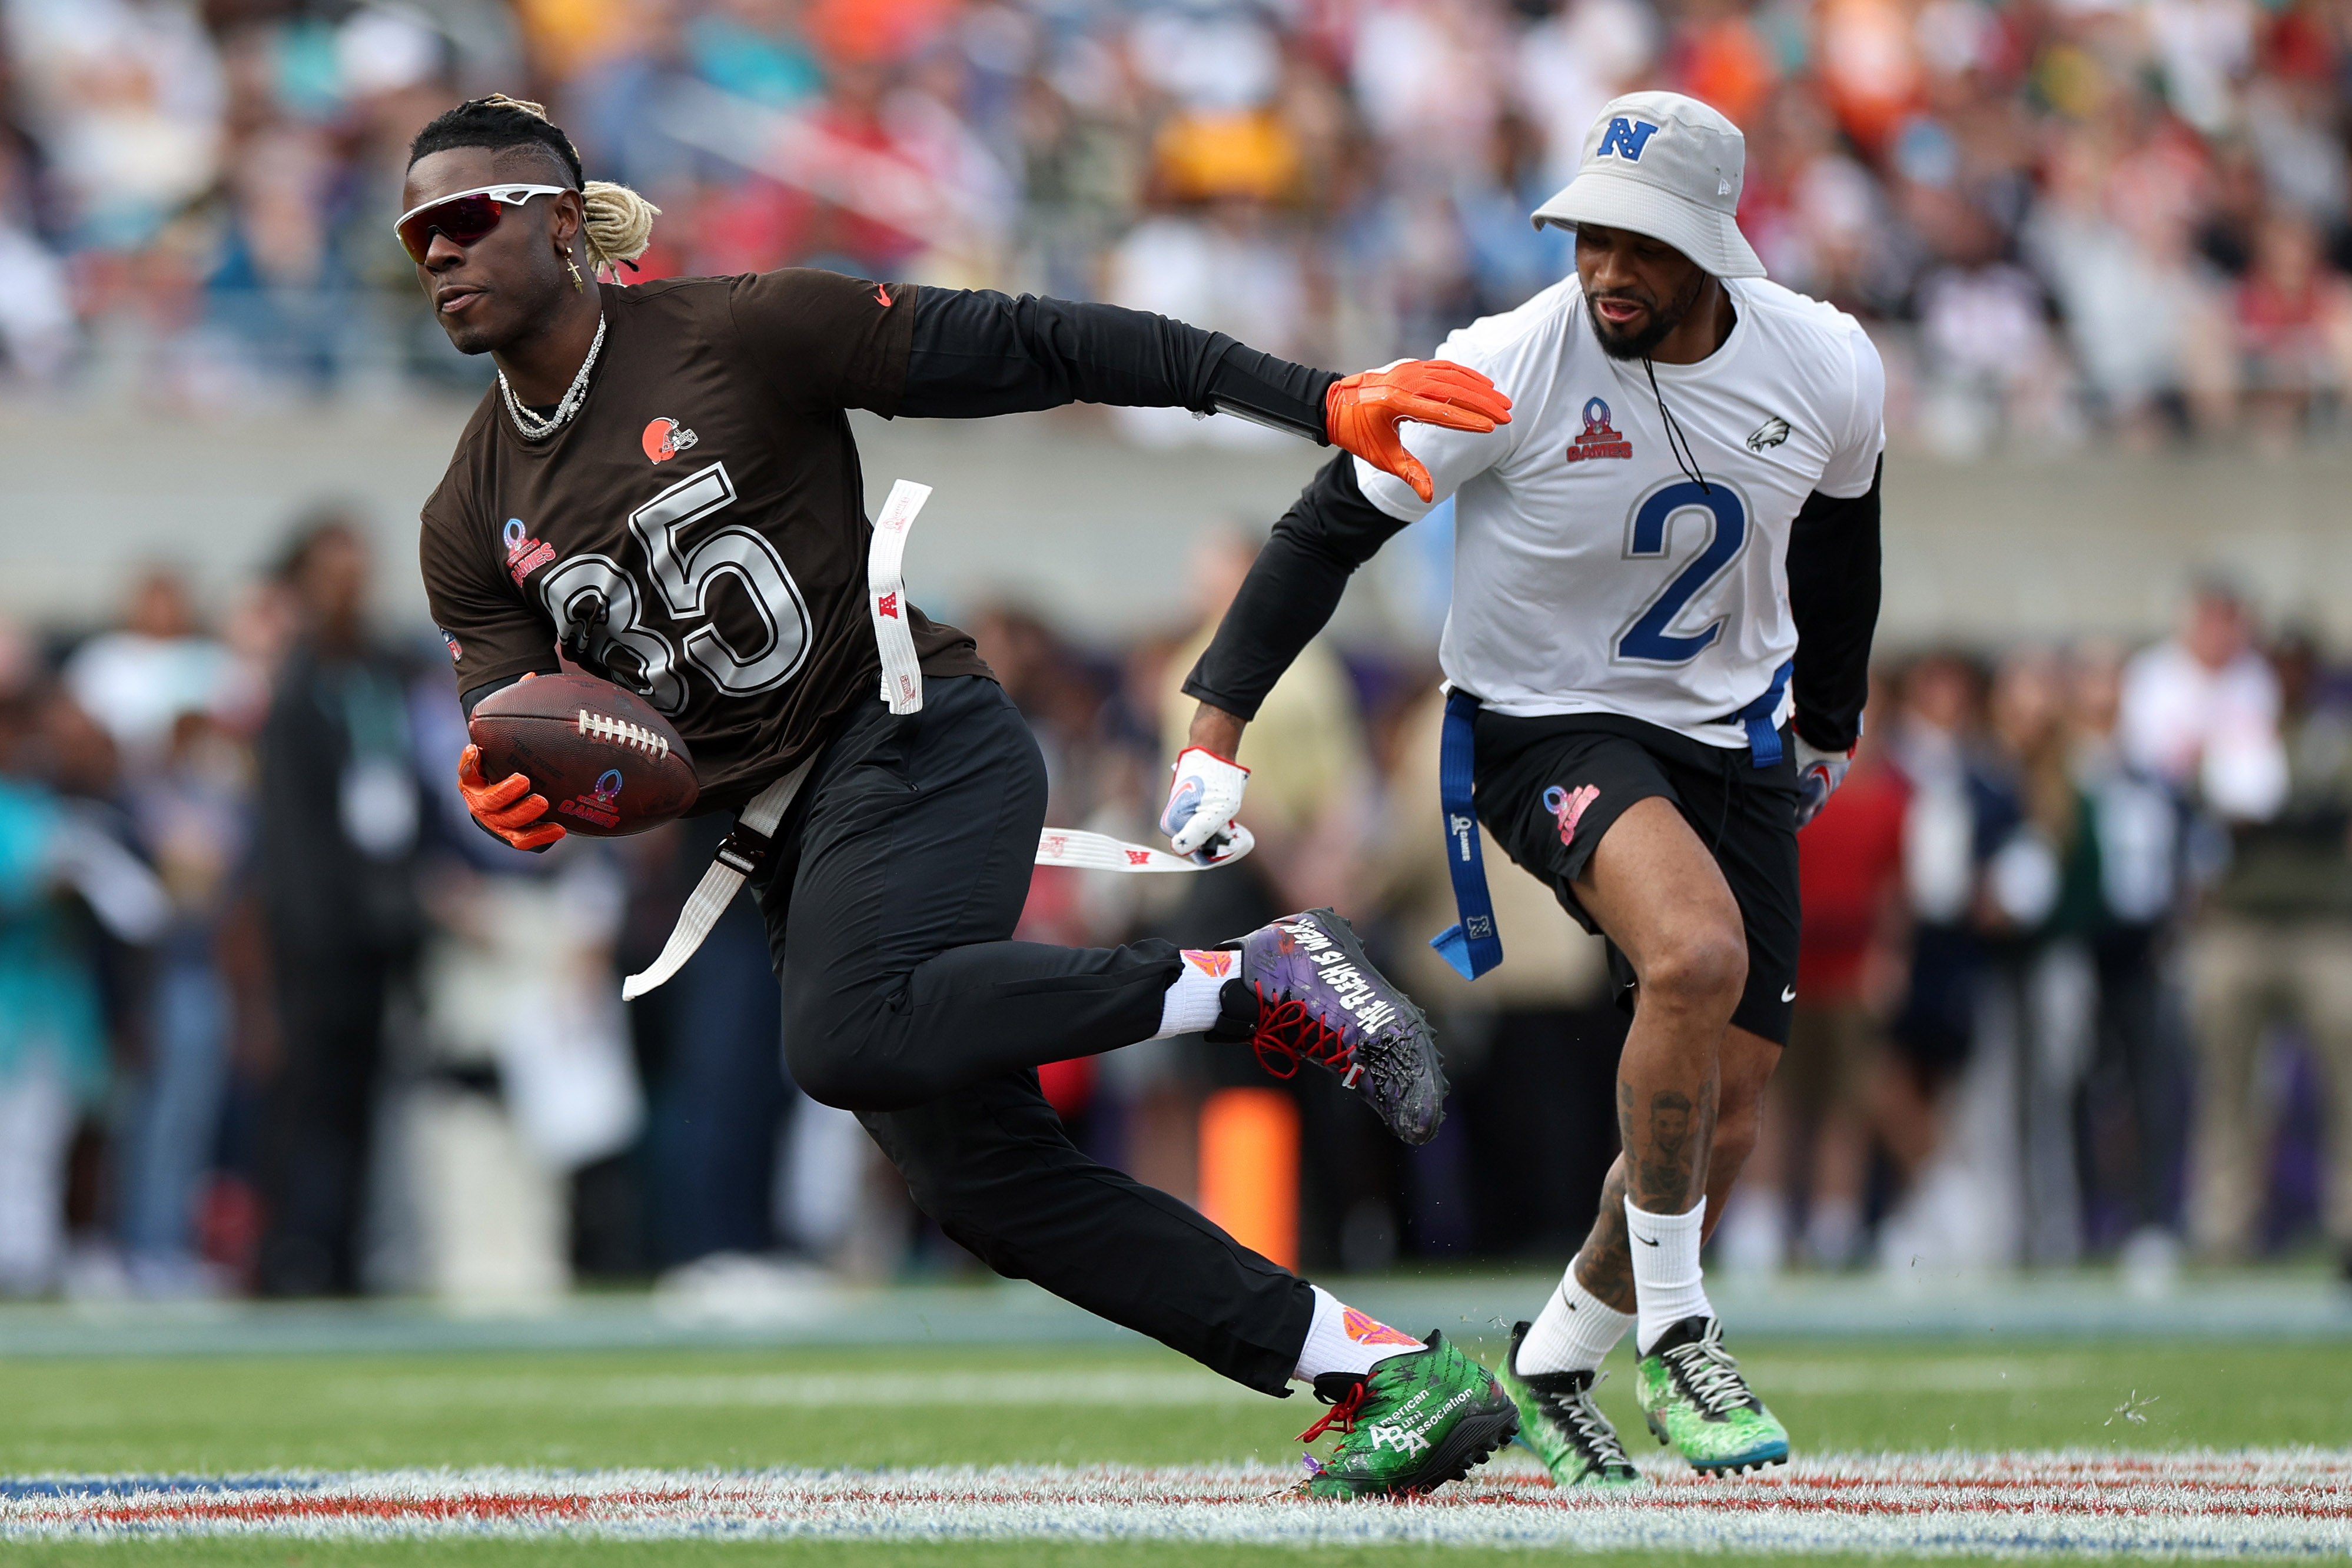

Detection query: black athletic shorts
(1472, 709), (1801, 1047)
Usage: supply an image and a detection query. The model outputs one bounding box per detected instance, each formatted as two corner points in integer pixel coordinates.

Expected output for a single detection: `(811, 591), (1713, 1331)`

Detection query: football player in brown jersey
(401, 95), (1522, 1492)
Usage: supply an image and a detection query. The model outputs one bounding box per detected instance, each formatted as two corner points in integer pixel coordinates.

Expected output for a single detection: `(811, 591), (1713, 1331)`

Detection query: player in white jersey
(1160, 92), (1883, 1482)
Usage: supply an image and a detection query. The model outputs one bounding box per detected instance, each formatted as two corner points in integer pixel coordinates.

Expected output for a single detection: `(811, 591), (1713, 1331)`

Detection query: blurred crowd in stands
(8, 0), (2352, 450)
(2, 513), (2351, 1304)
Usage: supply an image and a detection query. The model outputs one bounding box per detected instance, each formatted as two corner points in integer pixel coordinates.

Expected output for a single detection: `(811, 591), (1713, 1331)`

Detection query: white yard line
(4, 1451), (2348, 1554)
(330, 1357), (2084, 1413)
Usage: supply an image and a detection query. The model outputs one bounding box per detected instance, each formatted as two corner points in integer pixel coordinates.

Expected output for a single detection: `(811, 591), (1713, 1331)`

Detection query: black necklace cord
(1643, 356), (1709, 494)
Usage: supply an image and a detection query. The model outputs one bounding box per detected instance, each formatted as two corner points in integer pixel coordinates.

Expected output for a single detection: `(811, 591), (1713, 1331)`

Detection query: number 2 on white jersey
(1614, 479), (1748, 665)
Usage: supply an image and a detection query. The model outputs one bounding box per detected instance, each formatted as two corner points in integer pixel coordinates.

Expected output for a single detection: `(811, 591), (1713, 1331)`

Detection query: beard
(1586, 268), (1709, 361)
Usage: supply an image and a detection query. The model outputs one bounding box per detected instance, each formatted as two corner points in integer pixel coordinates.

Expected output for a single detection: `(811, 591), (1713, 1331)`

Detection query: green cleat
(1635, 1315), (1789, 1475)
(1496, 1321), (1641, 1487)
(1298, 1331), (1519, 1499)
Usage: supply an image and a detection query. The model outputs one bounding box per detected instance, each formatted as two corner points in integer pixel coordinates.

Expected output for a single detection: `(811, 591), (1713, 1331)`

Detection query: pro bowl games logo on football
(501, 517), (556, 586)
(1564, 396), (1633, 463)
(559, 768), (625, 829)
(642, 417), (700, 464)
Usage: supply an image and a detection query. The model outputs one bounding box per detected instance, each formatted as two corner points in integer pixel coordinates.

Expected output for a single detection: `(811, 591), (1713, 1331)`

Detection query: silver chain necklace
(499, 312), (606, 442)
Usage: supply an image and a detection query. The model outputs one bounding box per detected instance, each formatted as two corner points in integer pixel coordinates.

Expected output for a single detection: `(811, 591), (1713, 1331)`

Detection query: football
(467, 672), (699, 838)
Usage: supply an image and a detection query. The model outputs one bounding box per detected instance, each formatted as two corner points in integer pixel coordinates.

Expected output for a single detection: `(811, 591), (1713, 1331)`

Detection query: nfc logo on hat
(1596, 117), (1662, 162)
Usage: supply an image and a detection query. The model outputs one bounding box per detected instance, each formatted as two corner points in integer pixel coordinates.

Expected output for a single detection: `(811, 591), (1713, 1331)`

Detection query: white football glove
(1160, 746), (1250, 863)
(1792, 735), (1854, 830)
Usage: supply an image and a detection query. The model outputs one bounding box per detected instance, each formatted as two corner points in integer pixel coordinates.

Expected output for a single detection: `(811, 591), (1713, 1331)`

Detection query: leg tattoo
(1572, 1072), (1722, 1315)
(1572, 1159), (1637, 1313)
(1631, 1076), (1718, 1214)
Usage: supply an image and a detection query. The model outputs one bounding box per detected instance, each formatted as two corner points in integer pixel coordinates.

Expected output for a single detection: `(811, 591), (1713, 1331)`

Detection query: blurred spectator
(2232, 209), (2352, 452)
(0, 683), (112, 1294)
(253, 514), (421, 1296)
(1873, 652), (1991, 1268)
(0, 620), (168, 1294)
(1, 0), (224, 252)
(1721, 691), (1909, 1274)
(0, 147), (76, 381)
(2121, 580), (2289, 826)
(2068, 640), (2188, 1280)
(1974, 649), (2105, 1267)
(2022, 119), (2235, 446)
(64, 568), (235, 766)
(2184, 628), (2352, 1271)
(1516, 0), (1659, 190)
(1911, 212), (2081, 458)
(114, 706), (250, 1296)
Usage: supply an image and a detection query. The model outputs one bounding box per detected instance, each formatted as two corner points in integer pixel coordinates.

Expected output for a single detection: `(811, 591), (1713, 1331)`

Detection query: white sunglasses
(394, 182), (569, 264)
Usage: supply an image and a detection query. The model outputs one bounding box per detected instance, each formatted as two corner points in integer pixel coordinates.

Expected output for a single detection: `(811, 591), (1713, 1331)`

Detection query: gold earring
(565, 254), (583, 291)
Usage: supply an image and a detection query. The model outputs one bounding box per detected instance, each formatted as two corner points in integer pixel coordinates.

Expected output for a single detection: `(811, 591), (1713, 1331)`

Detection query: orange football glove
(1326, 360), (1513, 503)
(458, 743), (566, 851)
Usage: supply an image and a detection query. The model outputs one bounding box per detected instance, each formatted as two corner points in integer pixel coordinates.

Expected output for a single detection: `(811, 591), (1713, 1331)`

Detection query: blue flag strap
(1733, 659), (1795, 769)
(1429, 688), (1504, 981)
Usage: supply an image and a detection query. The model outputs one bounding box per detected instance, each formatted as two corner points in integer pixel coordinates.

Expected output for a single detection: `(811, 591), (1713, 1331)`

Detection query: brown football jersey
(420, 269), (989, 813)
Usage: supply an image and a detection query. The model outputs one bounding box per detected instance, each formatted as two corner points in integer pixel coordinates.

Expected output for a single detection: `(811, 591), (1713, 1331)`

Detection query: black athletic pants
(747, 675), (1314, 1393)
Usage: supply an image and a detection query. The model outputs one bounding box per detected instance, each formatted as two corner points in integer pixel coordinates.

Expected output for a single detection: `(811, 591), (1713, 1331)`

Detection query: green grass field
(2, 1332), (2347, 1565)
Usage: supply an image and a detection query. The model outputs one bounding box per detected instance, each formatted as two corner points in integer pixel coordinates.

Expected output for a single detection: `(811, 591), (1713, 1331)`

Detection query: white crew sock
(1514, 1266), (1636, 1377)
(1627, 1195), (1713, 1355)
(1292, 1284), (1424, 1382)
(1153, 951), (1234, 1038)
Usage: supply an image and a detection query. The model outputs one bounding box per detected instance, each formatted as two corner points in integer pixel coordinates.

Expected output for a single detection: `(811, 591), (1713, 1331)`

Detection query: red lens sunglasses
(393, 183), (568, 265)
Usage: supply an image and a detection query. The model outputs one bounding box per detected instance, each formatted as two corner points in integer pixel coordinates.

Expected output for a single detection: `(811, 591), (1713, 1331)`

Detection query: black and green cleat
(1496, 1321), (1642, 1488)
(1297, 1331), (1519, 1499)
(1635, 1315), (1790, 1475)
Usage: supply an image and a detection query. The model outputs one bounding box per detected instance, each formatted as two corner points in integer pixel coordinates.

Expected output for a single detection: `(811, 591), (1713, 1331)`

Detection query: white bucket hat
(1530, 91), (1766, 280)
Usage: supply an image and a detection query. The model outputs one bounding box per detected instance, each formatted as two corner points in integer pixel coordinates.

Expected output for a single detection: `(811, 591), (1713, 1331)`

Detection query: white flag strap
(1034, 824), (1255, 874)
(621, 759), (812, 1002)
(869, 479), (931, 715)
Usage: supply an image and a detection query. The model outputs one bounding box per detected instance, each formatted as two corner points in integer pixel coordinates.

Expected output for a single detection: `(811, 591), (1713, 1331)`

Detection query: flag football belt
(1427, 659), (1795, 984)
(622, 480), (1255, 1000)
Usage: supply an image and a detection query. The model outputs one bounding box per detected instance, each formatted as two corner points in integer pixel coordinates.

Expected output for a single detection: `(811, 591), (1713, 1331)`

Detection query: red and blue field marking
(4, 1450), (2347, 1553)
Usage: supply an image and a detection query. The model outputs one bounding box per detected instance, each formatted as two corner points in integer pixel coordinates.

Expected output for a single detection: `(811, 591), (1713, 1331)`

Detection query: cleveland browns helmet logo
(642, 417), (700, 463)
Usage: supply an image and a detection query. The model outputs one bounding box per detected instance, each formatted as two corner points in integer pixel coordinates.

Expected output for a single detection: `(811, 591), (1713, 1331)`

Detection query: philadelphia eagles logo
(1746, 416), (1792, 452)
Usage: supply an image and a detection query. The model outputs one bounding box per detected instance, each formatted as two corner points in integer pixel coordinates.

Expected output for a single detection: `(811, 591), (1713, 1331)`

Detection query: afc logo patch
(1564, 397), (1633, 463)
(1596, 117), (1661, 161)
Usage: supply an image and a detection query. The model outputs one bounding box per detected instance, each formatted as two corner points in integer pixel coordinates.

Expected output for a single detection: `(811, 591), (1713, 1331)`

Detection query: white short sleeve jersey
(1356, 274), (1885, 748)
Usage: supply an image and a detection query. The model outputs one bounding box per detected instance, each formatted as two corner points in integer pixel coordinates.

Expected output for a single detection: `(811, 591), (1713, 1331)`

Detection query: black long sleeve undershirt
(1785, 456), (1883, 753)
(899, 288), (1337, 440)
(1185, 454), (1885, 748)
(1182, 455), (1400, 721)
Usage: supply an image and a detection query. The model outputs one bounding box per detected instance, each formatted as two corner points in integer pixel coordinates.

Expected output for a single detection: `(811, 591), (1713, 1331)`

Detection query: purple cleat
(1207, 908), (1449, 1146)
